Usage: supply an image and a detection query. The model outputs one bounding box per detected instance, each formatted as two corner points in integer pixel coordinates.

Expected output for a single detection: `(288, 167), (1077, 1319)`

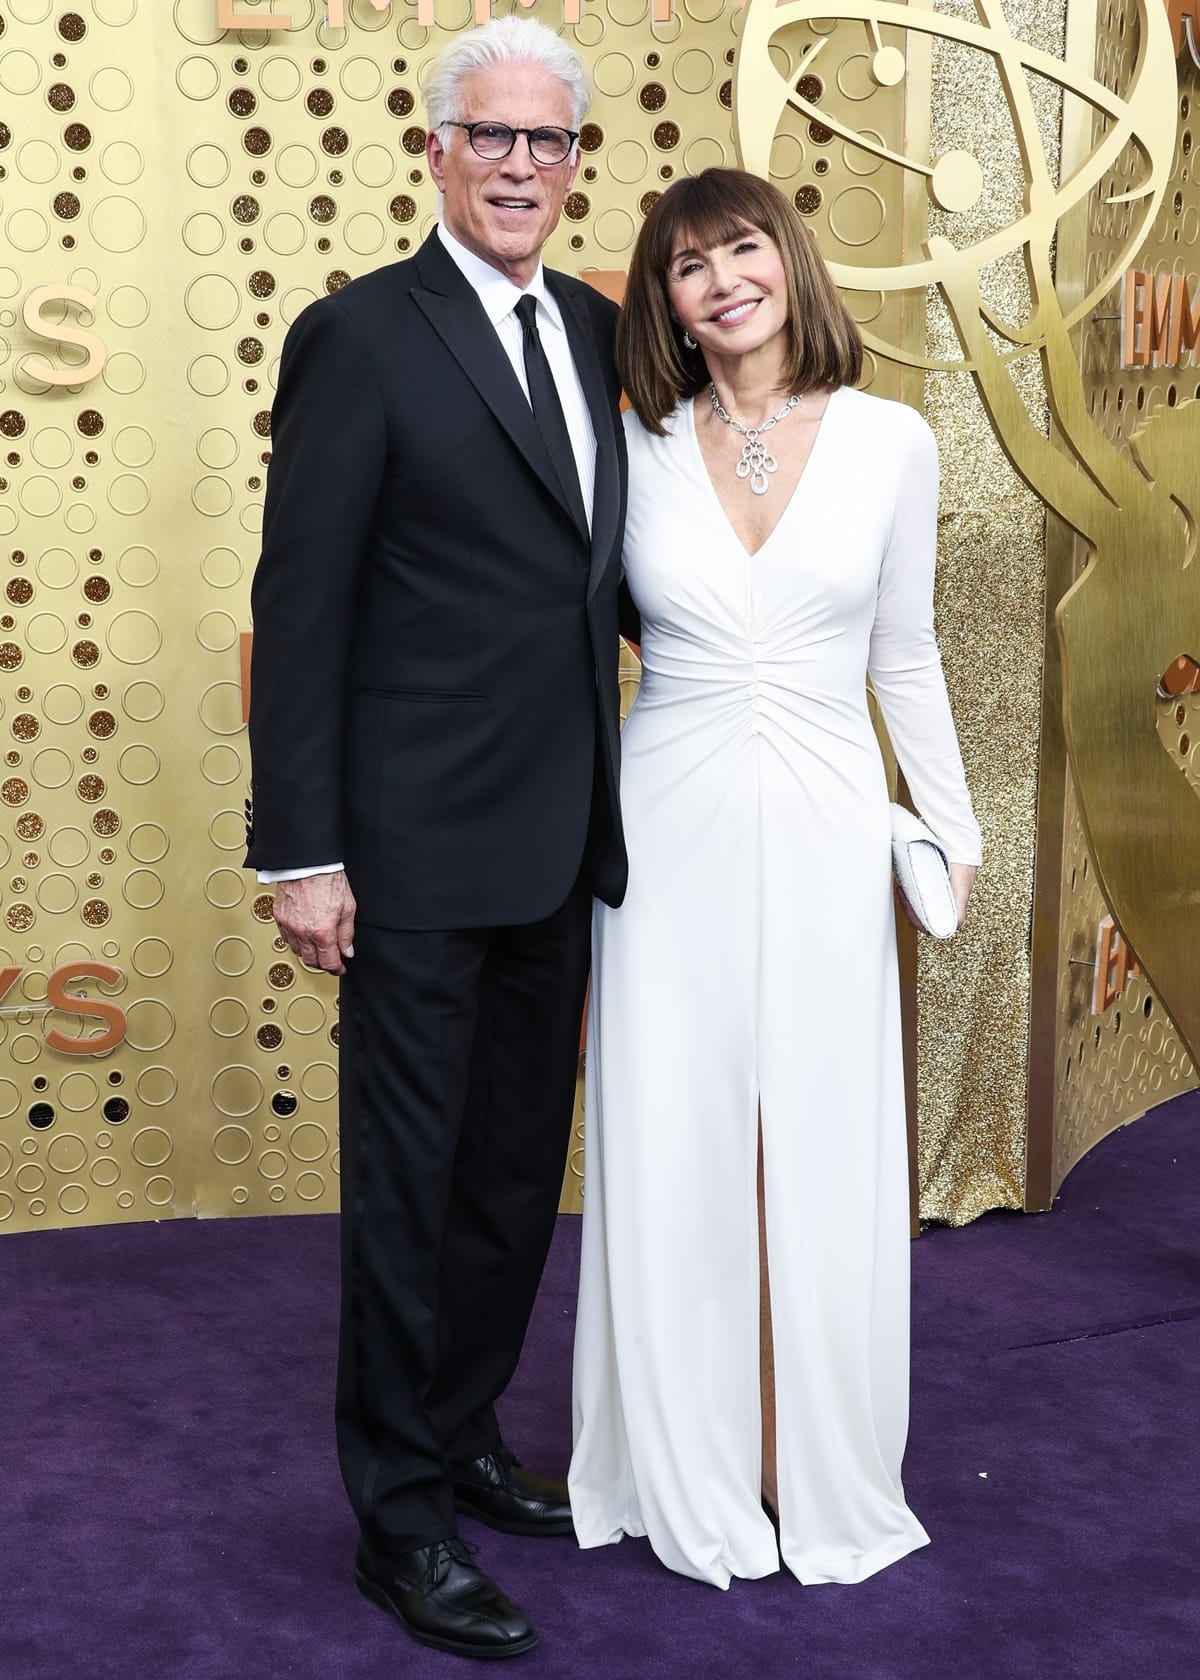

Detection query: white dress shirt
(259, 221), (600, 885)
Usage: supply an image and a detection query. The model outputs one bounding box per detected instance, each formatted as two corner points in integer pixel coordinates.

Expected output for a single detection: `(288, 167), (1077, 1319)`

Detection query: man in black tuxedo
(245, 17), (627, 1660)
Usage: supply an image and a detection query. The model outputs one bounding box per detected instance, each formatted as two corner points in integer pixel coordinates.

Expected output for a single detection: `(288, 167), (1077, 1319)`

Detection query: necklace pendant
(709, 382), (798, 499)
(737, 437), (777, 495)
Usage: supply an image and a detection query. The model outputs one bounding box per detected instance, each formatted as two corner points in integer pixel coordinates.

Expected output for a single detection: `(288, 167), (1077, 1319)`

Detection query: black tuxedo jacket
(245, 231), (629, 929)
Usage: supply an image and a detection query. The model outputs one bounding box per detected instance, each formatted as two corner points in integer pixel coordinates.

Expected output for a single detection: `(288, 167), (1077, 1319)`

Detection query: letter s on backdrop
(45, 961), (127, 1055)
(19, 285), (107, 386)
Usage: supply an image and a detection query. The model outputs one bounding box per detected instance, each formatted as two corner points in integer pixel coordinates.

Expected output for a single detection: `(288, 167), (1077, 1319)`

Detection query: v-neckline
(685, 383), (842, 560)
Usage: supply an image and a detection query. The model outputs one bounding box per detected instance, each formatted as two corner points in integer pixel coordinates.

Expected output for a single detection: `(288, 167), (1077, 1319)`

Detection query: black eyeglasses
(447, 121), (579, 166)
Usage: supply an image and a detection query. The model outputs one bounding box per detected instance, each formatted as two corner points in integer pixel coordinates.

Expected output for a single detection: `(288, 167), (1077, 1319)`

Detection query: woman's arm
(867, 413), (982, 924)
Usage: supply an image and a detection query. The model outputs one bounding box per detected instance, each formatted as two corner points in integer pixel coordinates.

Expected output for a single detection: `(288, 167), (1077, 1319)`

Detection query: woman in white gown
(569, 169), (982, 1590)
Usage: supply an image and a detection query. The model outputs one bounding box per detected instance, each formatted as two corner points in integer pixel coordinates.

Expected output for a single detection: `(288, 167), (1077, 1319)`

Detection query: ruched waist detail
(633, 645), (875, 744)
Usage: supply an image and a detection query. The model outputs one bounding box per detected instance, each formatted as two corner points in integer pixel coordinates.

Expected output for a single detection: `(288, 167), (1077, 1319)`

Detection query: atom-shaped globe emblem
(734, 0), (1177, 370)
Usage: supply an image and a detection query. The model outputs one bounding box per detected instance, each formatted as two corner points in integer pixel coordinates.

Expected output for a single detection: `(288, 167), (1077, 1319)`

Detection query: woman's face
(665, 223), (790, 364)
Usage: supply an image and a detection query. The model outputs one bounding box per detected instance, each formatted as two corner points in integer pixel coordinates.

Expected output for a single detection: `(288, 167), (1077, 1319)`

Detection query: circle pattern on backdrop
(100, 143), (145, 186)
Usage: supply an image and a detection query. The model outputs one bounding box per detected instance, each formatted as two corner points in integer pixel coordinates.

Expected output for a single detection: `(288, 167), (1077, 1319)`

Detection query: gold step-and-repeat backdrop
(2, 0), (1197, 1234)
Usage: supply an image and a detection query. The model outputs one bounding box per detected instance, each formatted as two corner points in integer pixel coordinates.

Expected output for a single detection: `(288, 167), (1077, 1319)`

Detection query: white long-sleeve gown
(569, 387), (982, 1589)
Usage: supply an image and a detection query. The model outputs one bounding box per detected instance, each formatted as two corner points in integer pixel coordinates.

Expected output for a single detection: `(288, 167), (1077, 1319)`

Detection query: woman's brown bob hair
(617, 167), (863, 436)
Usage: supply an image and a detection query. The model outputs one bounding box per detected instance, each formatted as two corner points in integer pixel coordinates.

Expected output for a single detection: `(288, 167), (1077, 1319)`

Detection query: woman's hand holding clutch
(890, 804), (978, 937)
(895, 859), (976, 934)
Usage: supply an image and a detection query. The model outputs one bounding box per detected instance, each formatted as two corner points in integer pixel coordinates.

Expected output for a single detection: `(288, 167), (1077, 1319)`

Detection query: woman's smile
(710, 297), (763, 326)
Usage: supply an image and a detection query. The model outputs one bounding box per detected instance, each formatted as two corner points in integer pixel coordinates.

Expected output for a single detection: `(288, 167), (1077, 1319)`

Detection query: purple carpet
(3, 1094), (1198, 1680)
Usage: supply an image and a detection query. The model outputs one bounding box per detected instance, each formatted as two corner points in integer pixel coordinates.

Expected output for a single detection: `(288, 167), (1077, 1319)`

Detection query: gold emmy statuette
(734, 0), (1200, 1062)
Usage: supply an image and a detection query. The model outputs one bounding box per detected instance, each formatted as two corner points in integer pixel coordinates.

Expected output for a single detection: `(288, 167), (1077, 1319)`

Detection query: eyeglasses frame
(444, 120), (581, 166)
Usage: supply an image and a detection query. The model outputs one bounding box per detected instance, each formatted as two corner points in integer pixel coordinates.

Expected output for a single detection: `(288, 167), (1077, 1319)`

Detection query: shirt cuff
(257, 863), (344, 883)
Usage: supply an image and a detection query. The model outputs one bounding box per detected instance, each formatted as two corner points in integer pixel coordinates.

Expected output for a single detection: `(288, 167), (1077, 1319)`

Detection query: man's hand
(272, 870), (357, 976)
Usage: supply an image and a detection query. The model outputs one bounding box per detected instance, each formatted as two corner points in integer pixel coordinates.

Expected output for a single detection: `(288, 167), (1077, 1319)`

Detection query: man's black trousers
(334, 876), (592, 1557)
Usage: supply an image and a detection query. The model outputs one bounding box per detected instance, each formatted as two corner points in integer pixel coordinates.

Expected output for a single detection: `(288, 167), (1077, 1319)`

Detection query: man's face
(426, 63), (580, 287)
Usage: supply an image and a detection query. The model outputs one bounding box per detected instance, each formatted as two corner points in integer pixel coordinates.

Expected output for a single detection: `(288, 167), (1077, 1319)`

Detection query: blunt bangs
(617, 168), (863, 436)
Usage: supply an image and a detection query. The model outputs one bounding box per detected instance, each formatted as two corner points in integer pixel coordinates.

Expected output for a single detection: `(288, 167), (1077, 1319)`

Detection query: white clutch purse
(890, 804), (958, 939)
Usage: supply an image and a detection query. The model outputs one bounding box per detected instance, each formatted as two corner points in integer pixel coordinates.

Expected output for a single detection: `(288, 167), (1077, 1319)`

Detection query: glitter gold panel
(918, 0), (1067, 1223)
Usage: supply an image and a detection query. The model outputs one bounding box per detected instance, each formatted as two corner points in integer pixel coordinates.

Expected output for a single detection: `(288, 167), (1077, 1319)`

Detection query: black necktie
(515, 293), (588, 537)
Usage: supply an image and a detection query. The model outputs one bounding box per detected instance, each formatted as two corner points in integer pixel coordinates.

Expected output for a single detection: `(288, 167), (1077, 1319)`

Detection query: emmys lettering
(19, 286), (107, 388)
(1121, 269), (1200, 366)
(216, 0), (727, 31)
(0, 961), (128, 1056)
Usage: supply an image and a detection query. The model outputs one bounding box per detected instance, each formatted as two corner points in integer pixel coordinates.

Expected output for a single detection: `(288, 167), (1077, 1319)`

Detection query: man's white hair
(425, 17), (590, 141)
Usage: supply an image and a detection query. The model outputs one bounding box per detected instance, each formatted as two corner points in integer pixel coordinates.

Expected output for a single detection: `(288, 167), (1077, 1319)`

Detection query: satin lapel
(548, 274), (621, 598)
(411, 247), (575, 529)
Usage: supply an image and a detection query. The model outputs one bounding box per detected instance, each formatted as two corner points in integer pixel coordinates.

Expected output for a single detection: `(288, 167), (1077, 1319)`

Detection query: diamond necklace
(708, 383), (803, 496)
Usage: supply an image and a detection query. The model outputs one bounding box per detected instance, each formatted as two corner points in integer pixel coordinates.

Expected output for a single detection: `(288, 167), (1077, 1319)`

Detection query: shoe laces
(426, 1536), (478, 1586)
(481, 1445), (516, 1479)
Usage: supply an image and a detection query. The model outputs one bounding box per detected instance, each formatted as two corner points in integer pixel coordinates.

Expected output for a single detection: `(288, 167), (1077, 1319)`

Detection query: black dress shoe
(453, 1448), (574, 1537)
(355, 1537), (538, 1660)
